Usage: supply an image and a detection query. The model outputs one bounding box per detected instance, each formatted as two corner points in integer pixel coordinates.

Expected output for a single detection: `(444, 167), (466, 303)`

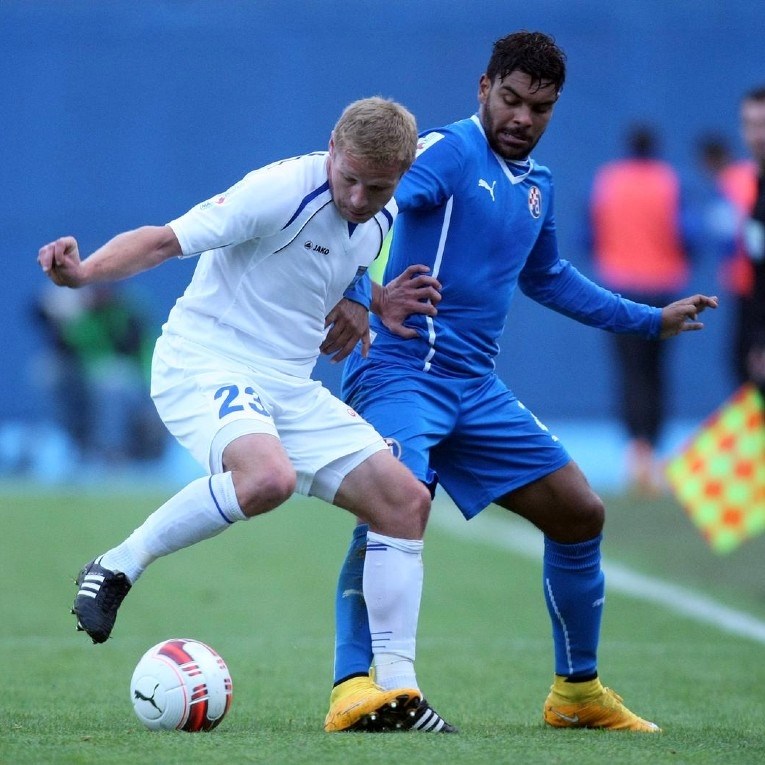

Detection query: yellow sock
(552, 675), (604, 702)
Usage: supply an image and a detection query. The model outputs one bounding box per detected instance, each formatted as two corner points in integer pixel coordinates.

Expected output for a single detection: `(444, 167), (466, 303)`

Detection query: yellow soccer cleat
(543, 675), (661, 733)
(324, 675), (421, 732)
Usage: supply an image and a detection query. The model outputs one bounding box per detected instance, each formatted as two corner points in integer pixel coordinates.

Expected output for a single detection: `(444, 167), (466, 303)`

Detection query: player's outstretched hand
(38, 236), (85, 288)
(659, 294), (718, 339)
(378, 264), (442, 339)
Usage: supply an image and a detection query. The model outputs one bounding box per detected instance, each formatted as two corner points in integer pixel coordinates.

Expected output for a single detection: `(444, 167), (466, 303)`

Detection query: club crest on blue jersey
(528, 186), (542, 218)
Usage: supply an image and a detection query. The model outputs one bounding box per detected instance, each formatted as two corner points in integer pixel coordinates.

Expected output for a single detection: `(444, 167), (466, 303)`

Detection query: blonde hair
(332, 97), (418, 171)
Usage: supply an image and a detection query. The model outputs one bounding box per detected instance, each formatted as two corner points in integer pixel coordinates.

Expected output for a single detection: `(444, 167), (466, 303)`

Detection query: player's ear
(478, 74), (491, 105)
(328, 134), (336, 157)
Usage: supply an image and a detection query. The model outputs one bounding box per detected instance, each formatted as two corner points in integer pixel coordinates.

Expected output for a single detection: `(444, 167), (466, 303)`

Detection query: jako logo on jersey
(528, 186), (542, 218)
(478, 178), (496, 202)
(384, 437), (402, 460)
(303, 241), (330, 255)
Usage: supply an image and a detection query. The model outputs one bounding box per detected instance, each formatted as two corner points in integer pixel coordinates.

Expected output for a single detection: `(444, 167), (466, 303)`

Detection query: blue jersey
(345, 115), (661, 378)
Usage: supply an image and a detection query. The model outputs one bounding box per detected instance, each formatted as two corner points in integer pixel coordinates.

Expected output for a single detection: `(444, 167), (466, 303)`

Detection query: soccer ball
(129, 638), (233, 731)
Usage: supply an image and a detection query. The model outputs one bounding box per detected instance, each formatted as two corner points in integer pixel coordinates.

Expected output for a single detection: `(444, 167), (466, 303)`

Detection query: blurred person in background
(695, 132), (756, 392)
(589, 124), (694, 494)
(737, 87), (765, 399)
(32, 286), (92, 459)
(33, 282), (166, 466)
(695, 133), (739, 264)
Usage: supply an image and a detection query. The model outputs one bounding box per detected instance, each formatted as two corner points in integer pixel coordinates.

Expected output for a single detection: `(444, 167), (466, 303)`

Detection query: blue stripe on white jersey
(379, 206), (394, 229)
(282, 180), (330, 229)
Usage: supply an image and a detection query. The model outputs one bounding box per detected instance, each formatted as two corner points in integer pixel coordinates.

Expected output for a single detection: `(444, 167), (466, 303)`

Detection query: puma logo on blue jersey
(478, 178), (496, 202)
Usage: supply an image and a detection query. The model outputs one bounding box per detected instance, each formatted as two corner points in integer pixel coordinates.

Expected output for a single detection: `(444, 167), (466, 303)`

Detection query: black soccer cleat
(403, 698), (459, 733)
(72, 557), (132, 644)
(346, 693), (423, 732)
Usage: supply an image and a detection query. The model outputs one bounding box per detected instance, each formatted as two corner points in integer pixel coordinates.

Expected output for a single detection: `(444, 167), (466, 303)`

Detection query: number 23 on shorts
(214, 384), (270, 419)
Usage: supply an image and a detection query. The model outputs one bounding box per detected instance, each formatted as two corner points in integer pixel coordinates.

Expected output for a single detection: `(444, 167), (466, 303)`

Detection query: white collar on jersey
(470, 114), (534, 185)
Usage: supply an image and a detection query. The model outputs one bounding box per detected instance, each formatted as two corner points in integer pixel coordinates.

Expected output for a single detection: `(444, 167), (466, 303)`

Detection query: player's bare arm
(38, 225), (181, 288)
(659, 294), (719, 339)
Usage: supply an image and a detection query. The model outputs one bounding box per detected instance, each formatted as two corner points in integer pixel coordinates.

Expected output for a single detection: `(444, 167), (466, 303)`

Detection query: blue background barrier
(3, 1), (763, 435)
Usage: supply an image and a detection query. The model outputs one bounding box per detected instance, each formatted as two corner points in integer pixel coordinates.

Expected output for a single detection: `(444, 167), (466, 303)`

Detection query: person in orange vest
(589, 124), (692, 494)
(738, 87), (765, 399)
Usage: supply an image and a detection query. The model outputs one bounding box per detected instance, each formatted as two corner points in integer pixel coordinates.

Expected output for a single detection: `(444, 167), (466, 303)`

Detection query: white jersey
(165, 152), (397, 378)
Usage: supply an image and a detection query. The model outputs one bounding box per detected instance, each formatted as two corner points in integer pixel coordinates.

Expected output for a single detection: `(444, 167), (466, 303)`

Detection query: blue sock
(332, 524), (372, 684)
(542, 534), (604, 679)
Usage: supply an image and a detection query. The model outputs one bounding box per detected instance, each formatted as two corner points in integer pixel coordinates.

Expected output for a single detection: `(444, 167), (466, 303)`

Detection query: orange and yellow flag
(665, 384), (765, 554)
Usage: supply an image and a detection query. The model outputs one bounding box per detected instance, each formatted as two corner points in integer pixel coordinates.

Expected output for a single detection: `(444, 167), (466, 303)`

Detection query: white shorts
(150, 333), (386, 502)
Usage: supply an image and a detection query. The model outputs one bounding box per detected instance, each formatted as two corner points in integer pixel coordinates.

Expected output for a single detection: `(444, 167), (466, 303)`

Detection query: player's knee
(370, 478), (430, 539)
(408, 480), (432, 536)
(580, 493), (605, 536)
(234, 465), (297, 517)
(561, 492), (604, 540)
(546, 491), (604, 542)
(392, 478), (431, 538)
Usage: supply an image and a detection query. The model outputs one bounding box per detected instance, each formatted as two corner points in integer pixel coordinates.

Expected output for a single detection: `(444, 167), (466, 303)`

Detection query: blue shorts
(343, 359), (571, 519)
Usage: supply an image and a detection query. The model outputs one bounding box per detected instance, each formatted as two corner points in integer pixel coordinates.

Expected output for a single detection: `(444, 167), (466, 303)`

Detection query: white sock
(100, 473), (246, 583)
(364, 530), (423, 691)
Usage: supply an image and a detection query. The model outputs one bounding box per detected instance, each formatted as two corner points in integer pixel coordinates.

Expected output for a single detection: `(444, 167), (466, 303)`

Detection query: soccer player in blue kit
(323, 31), (718, 733)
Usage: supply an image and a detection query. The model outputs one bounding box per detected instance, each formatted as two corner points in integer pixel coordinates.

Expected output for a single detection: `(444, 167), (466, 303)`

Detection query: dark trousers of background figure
(732, 294), (765, 407)
(732, 294), (754, 390)
(610, 290), (675, 449)
(612, 332), (666, 446)
(730, 294), (765, 404)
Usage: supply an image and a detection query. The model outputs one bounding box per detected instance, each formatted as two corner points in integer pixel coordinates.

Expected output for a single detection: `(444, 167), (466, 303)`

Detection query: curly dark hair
(486, 31), (566, 94)
(743, 85), (765, 103)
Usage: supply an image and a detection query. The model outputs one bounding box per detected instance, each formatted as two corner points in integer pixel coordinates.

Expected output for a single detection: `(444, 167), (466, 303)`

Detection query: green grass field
(2, 485), (765, 764)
